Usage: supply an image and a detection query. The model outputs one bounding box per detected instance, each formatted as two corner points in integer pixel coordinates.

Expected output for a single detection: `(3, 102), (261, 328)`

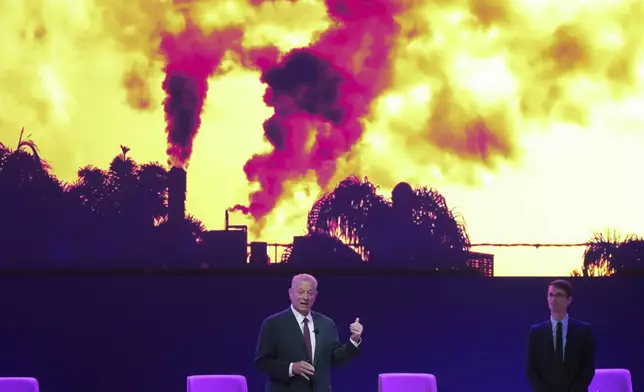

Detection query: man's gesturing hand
(292, 361), (315, 380)
(350, 317), (363, 342)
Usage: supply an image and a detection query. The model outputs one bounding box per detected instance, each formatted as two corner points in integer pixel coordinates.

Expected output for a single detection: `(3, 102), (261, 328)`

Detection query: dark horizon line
(0, 266), (490, 277)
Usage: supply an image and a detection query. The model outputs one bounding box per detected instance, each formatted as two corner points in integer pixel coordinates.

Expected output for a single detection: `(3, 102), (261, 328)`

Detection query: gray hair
(291, 274), (318, 290)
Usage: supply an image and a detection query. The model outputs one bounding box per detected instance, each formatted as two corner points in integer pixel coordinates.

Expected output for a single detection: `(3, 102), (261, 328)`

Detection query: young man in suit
(254, 273), (362, 392)
(526, 279), (596, 392)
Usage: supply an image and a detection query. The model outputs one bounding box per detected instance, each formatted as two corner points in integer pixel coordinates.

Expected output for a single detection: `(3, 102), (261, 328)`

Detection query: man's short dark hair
(549, 279), (573, 297)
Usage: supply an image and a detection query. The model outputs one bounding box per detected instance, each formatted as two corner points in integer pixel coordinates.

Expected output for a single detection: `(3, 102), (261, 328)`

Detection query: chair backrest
(588, 369), (633, 392)
(378, 373), (438, 392)
(0, 377), (39, 392)
(187, 375), (248, 392)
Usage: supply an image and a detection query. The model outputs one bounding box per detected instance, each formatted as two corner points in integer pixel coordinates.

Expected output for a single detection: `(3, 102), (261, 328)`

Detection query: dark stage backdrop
(0, 274), (641, 392)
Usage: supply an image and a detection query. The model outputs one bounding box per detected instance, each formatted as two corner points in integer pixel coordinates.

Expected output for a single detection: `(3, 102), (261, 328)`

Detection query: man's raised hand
(350, 317), (363, 342)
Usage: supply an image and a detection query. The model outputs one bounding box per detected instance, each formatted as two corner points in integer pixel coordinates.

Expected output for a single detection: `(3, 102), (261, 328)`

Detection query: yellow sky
(440, 121), (644, 276)
(1, 0), (643, 275)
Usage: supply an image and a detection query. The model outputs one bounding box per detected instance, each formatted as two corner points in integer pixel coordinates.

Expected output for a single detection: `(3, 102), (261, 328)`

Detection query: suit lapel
(312, 312), (322, 366)
(564, 319), (576, 365)
(544, 321), (556, 359)
(285, 308), (311, 362)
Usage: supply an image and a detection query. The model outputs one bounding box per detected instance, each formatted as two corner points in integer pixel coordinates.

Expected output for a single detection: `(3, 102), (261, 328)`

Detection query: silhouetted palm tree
(308, 175), (386, 246)
(155, 213), (206, 242)
(613, 237), (644, 274)
(151, 214), (206, 267)
(110, 146), (169, 228)
(0, 128), (66, 264)
(570, 260), (614, 277)
(68, 145), (168, 227)
(0, 129), (56, 191)
(60, 146), (169, 264)
(68, 164), (115, 217)
(1, 134), (210, 266)
(571, 230), (644, 276)
(306, 175), (470, 267)
(0, 128), (52, 170)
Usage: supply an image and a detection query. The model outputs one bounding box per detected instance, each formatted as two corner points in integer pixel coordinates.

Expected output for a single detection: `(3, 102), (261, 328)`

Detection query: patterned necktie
(555, 322), (564, 364)
(303, 318), (313, 361)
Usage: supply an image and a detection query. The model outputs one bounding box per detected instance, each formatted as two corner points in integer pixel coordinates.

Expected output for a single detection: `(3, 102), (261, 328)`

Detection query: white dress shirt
(550, 313), (569, 360)
(289, 305), (316, 377)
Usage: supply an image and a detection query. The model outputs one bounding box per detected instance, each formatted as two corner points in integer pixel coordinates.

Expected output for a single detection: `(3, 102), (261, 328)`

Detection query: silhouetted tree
(67, 145), (168, 227)
(155, 214), (205, 242)
(308, 175), (385, 246)
(570, 230), (644, 276)
(306, 175), (470, 267)
(1, 132), (212, 267)
(570, 260), (614, 277)
(149, 214), (206, 267)
(0, 129), (67, 264)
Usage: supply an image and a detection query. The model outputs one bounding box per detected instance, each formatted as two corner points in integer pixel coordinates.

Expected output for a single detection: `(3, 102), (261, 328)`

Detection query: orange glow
(1, 0), (643, 275)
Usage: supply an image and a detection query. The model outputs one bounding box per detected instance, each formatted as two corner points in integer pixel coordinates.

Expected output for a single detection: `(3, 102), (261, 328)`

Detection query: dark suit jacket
(254, 308), (361, 392)
(526, 318), (595, 392)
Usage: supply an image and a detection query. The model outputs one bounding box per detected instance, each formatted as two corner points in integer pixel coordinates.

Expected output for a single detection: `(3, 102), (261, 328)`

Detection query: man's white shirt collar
(291, 305), (312, 324)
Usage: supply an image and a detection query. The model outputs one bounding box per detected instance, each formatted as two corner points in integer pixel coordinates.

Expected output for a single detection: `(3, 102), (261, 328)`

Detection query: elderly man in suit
(526, 279), (595, 392)
(254, 273), (362, 392)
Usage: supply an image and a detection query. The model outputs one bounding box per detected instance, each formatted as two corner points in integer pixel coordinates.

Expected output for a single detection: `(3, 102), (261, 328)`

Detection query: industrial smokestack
(168, 167), (187, 224)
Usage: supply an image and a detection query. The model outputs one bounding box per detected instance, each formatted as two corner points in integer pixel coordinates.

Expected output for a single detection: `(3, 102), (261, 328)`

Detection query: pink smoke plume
(231, 0), (401, 220)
